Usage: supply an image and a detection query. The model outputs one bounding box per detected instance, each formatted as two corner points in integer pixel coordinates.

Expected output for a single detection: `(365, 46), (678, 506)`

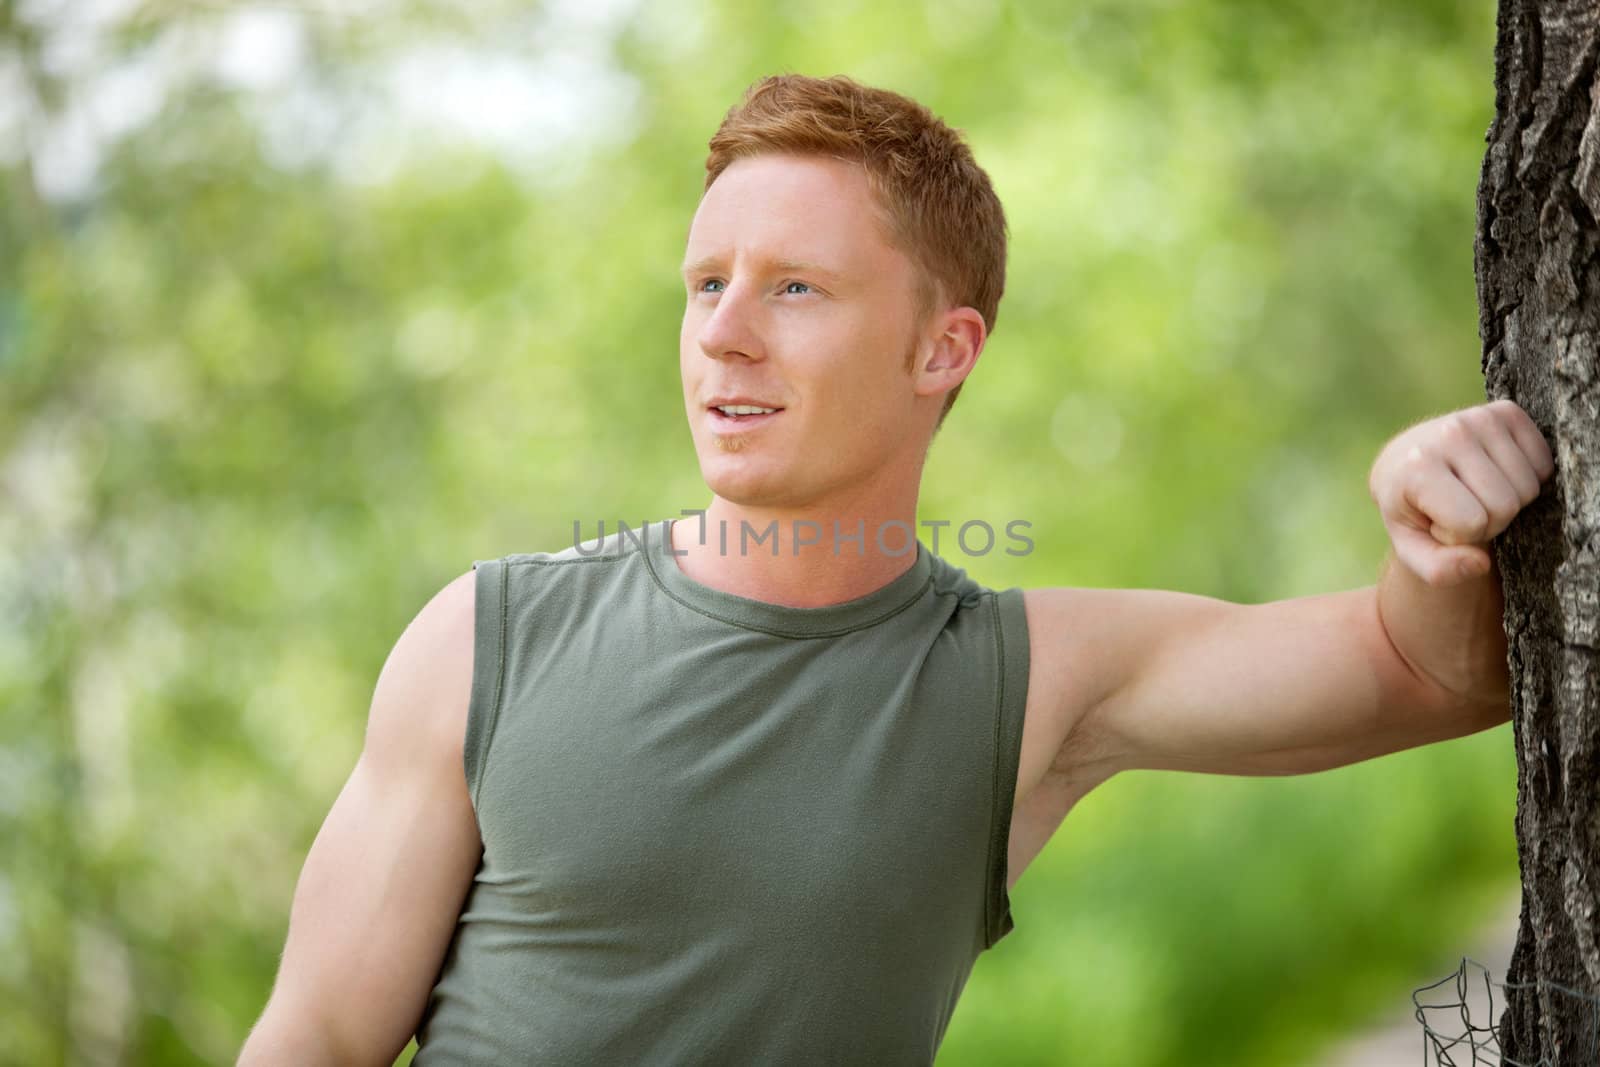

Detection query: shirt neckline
(640, 518), (936, 638)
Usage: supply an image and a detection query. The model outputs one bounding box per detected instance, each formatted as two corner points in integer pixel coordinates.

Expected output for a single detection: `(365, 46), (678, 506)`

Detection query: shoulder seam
(471, 559), (511, 811)
(983, 592), (1006, 946)
(504, 554), (632, 568)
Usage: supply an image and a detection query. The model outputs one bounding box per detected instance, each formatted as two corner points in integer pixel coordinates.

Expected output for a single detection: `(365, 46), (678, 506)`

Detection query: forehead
(684, 154), (903, 275)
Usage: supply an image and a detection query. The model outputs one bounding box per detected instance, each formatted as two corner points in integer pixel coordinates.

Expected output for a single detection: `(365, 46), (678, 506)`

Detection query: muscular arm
(1026, 400), (1548, 783)
(238, 570), (484, 1066)
(1008, 395), (1546, 893)
(1024, 581), (1501, 784)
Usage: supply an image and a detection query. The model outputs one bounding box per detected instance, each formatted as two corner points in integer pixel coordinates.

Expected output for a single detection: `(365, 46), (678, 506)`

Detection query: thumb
(1440, 544), (1493, 580)
(1391, 522), (1492, 584)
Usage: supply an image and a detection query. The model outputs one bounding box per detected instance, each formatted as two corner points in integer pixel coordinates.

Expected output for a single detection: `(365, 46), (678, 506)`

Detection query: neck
(668, 490), (924, 609)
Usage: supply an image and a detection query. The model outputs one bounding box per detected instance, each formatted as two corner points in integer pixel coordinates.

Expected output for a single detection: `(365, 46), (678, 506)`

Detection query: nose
(695, 280), (766, 363)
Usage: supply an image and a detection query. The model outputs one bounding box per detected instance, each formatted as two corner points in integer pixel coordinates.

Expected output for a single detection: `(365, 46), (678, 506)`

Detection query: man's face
(679, 153), (932, 511)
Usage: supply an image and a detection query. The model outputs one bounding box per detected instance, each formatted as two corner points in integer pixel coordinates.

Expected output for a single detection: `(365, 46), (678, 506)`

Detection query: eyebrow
(679, 256), (846, 282)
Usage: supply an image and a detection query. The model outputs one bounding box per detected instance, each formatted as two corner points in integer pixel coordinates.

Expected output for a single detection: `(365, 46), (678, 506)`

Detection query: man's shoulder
(367, 568), (480, 769)
(499, 520), (665, 566)
(406, 569), (478, 666)
(467, 524), (664, 636)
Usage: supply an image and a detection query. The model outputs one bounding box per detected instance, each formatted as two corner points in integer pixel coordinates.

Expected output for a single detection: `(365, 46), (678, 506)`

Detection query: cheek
(678, 322), (698, 385)
(807, 353), (898, 432)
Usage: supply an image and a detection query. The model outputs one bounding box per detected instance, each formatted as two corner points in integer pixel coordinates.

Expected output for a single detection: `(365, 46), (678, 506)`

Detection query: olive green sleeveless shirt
(412, 518), (1030, 1064)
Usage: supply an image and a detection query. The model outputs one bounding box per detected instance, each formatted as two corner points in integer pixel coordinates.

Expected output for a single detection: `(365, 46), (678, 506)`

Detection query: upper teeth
(717, 405), (777, 415)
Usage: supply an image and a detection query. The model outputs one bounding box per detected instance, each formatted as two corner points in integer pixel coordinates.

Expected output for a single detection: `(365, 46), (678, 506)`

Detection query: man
(238, 74), (1555, 1065)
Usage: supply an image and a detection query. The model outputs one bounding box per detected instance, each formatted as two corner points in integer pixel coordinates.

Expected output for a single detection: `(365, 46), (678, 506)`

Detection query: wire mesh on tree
(1413, 958), (1600, 1065)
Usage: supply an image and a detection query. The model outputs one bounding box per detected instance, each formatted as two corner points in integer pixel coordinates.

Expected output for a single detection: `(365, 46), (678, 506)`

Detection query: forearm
(1375, 546), (1511, 715)
(236, 1005), (349, 1067)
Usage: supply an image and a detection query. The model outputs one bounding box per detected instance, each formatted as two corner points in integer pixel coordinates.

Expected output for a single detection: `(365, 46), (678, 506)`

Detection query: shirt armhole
(464, 558), (509, 811)
(984, 585), (1031, 949)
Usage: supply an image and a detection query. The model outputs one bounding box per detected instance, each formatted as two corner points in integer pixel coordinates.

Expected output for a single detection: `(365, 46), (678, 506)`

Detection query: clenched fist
(1369, 399), (1556, 587)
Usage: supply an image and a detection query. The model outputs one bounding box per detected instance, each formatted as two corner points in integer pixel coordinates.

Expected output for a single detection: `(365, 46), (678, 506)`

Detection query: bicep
(1062, 585), (1466, 778)
(270, 753), (481, 1057)
(256, 571), (483, 1062)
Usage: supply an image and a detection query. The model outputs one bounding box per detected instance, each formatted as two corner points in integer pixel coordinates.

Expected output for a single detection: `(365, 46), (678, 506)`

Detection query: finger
(1403, 460), (1490, 546)
(1477, 421), (1543, 505)
(1390, 520), (1491, 585)
(1494, 400), (1556, 482)
(1444, 442), (1527, 541)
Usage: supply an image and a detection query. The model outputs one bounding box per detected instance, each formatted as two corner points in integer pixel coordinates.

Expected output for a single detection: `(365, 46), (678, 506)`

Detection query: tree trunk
(1481, 0), (1600, 1062)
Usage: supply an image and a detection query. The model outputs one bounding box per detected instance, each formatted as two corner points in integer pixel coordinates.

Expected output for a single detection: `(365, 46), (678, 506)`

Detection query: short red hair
(704, 73), (1008, 426)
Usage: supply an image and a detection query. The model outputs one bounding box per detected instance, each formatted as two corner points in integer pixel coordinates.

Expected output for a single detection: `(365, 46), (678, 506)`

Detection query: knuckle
(1404, 455), (1437, 494)
(1398, 444), (1431, 476)
(1464, 509), (1491, 541)
(1488, 486), (1518, 513)
(1436, 417), (1473, 447)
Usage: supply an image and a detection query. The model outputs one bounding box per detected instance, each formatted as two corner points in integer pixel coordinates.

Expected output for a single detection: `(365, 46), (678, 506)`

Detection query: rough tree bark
(1482, 0), (1600, 1062)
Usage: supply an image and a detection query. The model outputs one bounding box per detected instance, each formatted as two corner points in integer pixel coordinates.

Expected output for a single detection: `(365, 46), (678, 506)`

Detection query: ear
(913, 306), (987, 399)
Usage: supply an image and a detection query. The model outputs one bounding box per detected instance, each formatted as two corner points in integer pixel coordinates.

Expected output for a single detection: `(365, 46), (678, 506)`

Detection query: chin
(699, 458), (799, 507)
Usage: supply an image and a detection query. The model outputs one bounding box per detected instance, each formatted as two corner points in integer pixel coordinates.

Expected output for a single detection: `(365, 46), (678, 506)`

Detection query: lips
(706, 397), (784, 411)
(707, 407), (782, 431)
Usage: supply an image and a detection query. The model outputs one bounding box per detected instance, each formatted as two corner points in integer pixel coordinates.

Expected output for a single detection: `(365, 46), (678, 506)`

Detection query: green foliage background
(2, 1), (1516, 1063)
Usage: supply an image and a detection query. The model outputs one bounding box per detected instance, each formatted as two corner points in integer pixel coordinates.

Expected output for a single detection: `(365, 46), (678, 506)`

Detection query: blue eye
(783, 281), (811, 295)
(698, 279), (725, 294)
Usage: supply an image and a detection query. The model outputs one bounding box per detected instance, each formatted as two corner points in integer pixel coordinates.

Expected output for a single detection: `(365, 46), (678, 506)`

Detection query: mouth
(706, 404), (784, 432)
